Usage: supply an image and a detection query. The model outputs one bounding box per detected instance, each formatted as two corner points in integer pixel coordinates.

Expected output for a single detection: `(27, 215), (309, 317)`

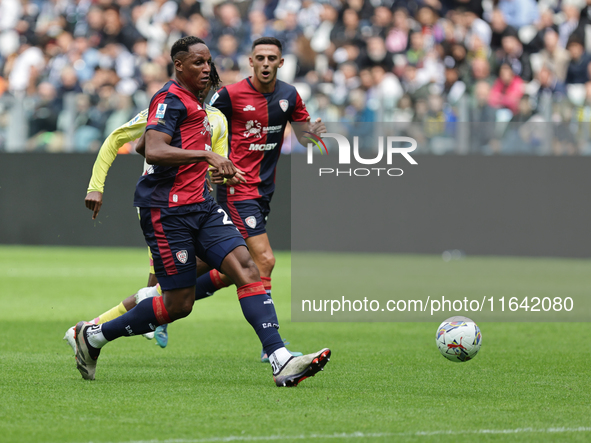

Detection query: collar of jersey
(247, 77), (275, 96)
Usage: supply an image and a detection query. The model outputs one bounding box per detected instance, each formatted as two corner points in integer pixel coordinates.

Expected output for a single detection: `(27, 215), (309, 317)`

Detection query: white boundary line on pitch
(102, 427), (591, 443)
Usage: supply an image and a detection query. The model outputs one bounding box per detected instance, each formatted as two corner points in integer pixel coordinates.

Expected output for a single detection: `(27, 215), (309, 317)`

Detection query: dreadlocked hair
(209, 60), (221, 90)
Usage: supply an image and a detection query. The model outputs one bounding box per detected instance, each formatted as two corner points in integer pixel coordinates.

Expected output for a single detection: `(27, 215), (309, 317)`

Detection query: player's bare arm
(135, 132), (146, 156)
(144, 129), (237, 178)
(144, 130), (237, 176)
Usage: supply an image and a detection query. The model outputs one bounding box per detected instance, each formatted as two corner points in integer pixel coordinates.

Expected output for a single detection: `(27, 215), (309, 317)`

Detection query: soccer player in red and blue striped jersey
(197, 37), (326, 362)
(72, 36), (330, 386)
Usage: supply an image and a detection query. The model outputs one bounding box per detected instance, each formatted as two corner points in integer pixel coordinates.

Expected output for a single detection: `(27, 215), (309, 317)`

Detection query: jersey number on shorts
(218, 208), (233, 225)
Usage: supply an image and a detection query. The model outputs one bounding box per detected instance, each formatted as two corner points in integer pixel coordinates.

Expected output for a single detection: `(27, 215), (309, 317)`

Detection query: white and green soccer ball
(436, 316), (482, 362)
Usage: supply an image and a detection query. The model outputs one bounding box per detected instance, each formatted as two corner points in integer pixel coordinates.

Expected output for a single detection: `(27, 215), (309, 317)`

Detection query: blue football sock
(238, 285), (284, 357)
(194, 271), (219, 301)
(101, 296), (169, 341)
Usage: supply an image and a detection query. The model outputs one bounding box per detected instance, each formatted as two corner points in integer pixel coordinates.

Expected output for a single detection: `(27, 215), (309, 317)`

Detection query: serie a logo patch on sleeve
(156, 103), (167, 118)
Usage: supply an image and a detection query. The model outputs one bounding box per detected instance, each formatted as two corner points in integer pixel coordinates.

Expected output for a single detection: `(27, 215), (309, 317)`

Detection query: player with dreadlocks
(71, 36), (330, 386)
(64, 55), (237, 350)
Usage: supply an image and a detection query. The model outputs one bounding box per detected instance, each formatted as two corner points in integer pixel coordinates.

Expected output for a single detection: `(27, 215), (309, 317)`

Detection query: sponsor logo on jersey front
(249, 143), (277, 151)
(244, 120), (282, 137)
(243, 104), (256, 111)
(245, 216), (257, 229)
(176, 250), (188, 264)
(264, 124), (283, 133)
(156, 103), (167, 118)
(279, 99), (289, 112)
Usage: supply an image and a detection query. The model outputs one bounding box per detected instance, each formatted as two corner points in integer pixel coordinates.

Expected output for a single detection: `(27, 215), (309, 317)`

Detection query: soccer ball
(436, 316), (482, 362)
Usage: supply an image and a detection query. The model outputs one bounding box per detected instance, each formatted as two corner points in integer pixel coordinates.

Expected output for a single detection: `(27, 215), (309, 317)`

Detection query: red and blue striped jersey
(134, 80), (213, 208)
(210, 77), (309, 202)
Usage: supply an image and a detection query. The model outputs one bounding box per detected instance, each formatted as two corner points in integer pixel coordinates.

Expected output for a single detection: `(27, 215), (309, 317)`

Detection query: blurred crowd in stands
(2, 0), (591, 154)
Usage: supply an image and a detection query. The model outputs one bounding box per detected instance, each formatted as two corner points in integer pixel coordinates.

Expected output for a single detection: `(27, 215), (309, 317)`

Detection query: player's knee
(269, 255), (276, 269)
(221, 246), (261, 286)
(235, 257), (260, 284)
(163, 289), (195, 320)
(258, 252), (275, 274)
(244, 258), (260, 282)
(178, 301), (193, 318)
(167, 301), (193, 320)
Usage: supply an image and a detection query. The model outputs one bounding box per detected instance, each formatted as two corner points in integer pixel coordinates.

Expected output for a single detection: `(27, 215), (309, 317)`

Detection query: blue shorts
(219, 197), (271, 239)
(139, 198), (246, 291)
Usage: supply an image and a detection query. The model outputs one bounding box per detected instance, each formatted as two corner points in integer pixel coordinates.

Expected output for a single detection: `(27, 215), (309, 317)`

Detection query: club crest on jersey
(244, 120), (262, 137)
(279, 100), (289, 112)
(176, 250), (188, 264)
(245, 216), (257, 229)
(156, 103), (167, 118)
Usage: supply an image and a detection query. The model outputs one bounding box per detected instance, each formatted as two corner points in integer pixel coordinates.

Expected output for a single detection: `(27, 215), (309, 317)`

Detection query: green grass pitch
(0, 245), (590, 443)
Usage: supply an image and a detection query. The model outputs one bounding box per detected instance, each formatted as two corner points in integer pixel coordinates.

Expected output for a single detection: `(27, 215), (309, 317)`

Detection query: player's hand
(205, 177), (213, 193)
(306, 116), (326, 136)
(209, 169), (246, 185)
(225, 172), (247, 186)
(85, 191), (103, 220)
(209, 169), (223, 185)
(206, 152), (239, 178)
